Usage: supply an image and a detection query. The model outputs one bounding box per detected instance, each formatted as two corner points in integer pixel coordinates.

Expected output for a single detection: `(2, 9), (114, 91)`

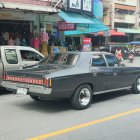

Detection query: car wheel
(30, 95), (41, 101)
(132, 77), (140, 94)
(71, 85), (92, 110)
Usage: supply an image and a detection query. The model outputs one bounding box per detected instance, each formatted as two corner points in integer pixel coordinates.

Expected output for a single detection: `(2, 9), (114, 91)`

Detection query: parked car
(2, 52), (140, 110)
(100, 44), (129, 59)
(0, 45), (44, 88)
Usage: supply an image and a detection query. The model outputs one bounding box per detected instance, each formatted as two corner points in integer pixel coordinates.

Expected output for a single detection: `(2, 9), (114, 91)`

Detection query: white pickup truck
(0, 46), (44, 88)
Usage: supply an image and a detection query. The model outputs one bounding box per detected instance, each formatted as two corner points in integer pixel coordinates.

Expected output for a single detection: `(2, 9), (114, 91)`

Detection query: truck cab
(0, 46), (44, 87)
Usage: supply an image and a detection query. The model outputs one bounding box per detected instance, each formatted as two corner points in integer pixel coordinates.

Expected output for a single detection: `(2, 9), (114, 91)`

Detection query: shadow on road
(92, 90), (131, 104)
(12, 98), (72, 113)
(11, 90), (131, 113)
(0, 88), (12, 95)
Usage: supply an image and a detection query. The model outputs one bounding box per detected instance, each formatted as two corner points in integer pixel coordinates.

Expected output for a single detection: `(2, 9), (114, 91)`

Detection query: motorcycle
(128, 52), (135, 63)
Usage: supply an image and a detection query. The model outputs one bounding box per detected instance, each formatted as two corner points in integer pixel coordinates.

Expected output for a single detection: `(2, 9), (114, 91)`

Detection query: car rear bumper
(1, 81), (52, 95)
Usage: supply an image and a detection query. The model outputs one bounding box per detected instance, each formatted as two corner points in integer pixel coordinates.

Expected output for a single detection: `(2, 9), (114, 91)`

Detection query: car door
(19, 50), (44, 67)
(105, 54), (129, 89)
(90, 54), (114, 92)
(2, 48), (20, 71)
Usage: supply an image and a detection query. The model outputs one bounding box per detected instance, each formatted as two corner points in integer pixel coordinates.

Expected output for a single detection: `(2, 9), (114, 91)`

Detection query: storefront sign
(67, 0), (93, 17)
(82, 38), (92, 52)
(0, 11), (36, 21)
(58, 21), (76, 31)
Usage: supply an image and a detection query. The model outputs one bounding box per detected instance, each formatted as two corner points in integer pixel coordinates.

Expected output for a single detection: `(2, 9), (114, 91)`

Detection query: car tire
(71, 85), (92, 110)
(132, 77), (140, 94)
(30, 95), (41, 101)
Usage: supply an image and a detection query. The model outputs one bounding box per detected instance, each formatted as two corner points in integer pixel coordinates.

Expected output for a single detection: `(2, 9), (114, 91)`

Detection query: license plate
(17, 88), (27, 95)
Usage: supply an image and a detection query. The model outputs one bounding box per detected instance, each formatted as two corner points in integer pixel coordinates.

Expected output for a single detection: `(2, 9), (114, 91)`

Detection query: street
(1, 57), (140, 140)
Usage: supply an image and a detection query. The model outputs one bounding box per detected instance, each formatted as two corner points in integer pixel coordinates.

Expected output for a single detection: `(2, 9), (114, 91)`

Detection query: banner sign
(67, 0), (93, 17)
(58, 21), (76, 31)
(82, 38), (92, 52)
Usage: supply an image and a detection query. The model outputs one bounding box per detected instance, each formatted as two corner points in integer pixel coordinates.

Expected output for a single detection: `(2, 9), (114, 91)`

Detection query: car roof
(0, 45), (44, 57)
(0, 45), (31, 49)
(58, 51), (112, 55)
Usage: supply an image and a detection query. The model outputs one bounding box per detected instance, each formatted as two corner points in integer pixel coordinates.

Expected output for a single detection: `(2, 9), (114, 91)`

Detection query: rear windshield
(40, 53), (79, 66)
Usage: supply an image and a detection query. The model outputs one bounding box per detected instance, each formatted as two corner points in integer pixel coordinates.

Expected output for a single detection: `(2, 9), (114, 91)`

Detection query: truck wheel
(71, 85), (92, 110)
(132, 77), (140, 94)
(30, 95), (40, 101)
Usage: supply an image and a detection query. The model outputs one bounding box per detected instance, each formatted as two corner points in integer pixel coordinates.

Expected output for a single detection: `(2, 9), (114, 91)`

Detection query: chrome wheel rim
(137, 78), (140, 91)
(79, 88), (91, 106)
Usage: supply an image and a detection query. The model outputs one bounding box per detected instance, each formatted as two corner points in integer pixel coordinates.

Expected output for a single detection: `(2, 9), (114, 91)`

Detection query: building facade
(103, 0), (140, 42)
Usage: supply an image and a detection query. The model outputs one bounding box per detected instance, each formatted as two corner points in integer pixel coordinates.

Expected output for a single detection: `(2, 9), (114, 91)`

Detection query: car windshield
(39, 53), (79, 66)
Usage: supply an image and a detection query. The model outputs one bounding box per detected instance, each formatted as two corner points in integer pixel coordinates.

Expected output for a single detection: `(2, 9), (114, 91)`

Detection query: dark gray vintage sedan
(2, 52), (140, 110)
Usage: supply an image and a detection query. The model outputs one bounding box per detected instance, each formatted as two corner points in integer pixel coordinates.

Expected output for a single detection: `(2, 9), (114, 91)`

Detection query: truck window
(20, 50), (43, 61)
(5, 49), (18, 64)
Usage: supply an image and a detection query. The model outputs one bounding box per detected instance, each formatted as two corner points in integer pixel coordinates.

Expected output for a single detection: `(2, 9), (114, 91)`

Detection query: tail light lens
(2, 72), (7, 80)
(44, 78), (52, 88)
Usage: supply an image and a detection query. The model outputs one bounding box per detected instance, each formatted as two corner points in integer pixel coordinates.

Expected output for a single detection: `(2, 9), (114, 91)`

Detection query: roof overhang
(98, 30), (125, 36)
(117, 28), (140, 34)
(0, 2), (59, 14)
(58, 11), (109, 35)
(58, 11), (98, 24)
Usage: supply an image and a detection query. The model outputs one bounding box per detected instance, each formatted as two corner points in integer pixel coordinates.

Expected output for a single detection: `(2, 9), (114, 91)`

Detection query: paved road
(124, 56), (140, 67)
(1, 57), (140, 140)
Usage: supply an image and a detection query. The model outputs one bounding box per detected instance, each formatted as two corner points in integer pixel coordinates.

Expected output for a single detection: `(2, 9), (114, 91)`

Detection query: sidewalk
(123, 57), (140, 67)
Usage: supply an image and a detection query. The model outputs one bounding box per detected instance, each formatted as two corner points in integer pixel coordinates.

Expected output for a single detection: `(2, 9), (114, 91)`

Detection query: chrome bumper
(2, 81), (52, 95)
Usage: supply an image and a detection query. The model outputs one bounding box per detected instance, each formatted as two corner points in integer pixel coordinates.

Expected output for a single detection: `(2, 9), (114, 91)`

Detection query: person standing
(33, 37), (40, 51)
(20, 38), (27, 46)
(15, 36), (20, 46)
(8, 37), (15, 45)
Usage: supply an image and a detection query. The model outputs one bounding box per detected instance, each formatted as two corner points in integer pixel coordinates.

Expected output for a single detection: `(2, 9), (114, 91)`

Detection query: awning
(0, 2), (58, 13)
(98, 30), (125, 36)
(128, 41), (140, 45)
(64, 23), (109, 35)
(58, 11), (109, 35)
(117, 28), (140, 34)
(58, 11), (100, 24)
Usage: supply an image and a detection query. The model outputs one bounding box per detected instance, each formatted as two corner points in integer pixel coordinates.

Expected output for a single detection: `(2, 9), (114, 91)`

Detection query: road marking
(29, 108), (140, 140)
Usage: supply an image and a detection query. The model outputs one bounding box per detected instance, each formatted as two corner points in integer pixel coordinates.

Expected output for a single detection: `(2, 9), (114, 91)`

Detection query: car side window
(20, 50), (43, 61)
(91, 55), (106, 67)
(5, 49), (18, 64)
(105, 55), (118, 66)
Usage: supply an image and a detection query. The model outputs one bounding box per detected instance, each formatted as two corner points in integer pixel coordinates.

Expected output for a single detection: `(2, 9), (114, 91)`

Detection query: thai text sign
(58, 21), (76, 31)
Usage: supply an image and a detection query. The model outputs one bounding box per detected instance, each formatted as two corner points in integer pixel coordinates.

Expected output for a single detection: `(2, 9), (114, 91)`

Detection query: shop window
(5, 49), (18, 64)
(20, 50), (43, 61)
(91, 55), (106, 67)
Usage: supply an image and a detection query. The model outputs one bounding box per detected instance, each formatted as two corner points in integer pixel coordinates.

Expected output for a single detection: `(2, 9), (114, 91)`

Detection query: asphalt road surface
(1, 57), (140, 140)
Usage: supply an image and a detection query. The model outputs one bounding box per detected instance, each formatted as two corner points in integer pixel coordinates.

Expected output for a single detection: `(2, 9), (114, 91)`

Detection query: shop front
(0, 1), (58, 47)
(0, 10), (36, 46)
(58, 11), (109, 51)
(56, 0), (109, 52)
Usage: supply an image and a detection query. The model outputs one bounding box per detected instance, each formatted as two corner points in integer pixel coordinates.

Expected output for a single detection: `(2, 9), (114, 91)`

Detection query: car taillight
(2, 72), (7, 80)
(44, 78), (52, 88)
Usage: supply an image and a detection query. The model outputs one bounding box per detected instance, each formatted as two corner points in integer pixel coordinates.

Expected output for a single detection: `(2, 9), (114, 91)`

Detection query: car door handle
(113, 73), (117, 76)
(93, 73), (97, 76)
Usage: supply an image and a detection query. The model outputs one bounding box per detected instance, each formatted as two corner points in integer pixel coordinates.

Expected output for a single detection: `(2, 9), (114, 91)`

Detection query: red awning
(98, 30), (125, 36)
